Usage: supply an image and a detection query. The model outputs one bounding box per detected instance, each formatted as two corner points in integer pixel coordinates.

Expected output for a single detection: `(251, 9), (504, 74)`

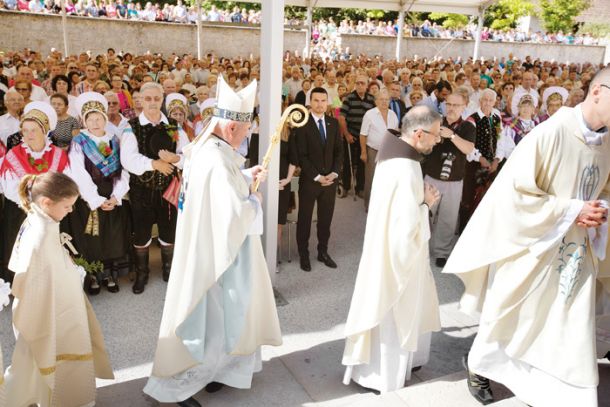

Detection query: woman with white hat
(166, 92), (195, 141)
(0, 101), (69, 282)
(65, 91), (130, 295)
(536, 86), (569, 124)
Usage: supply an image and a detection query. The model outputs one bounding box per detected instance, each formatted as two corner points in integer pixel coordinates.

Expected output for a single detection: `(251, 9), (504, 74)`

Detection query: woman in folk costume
(0, 102), (69, 283)
(0, 278), (10, 407)
(143, 76), (281, 407)
(536, 86), (569, 124)
(166, 93), (195, 142)
(443, 68), (610, 406)
(64, 92), (130, 295)
(496, 94), (537, 161)
(4, 172), (114, 407)
(193, 98), (216, 138)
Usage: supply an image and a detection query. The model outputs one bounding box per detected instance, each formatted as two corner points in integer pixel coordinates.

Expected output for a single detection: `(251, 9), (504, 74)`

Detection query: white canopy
(276, 0), (495, 15)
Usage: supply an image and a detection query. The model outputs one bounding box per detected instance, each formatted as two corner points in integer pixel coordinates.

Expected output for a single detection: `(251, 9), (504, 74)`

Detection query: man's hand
(360, 151), (367, 163)
(489, 158), (500, 174)
(576, 200), (608, 228)
(439, 126), (454, 139)
(344, 132), (355, 144)
(424, 183), (441, 208)
(479, 156), (491, 171)
(318, 175), (334, 187)
(158, 149), (179, 163)
(279, 178), (290, 190)
(152, 159), (174, 176)
(250, 165), (268, 185)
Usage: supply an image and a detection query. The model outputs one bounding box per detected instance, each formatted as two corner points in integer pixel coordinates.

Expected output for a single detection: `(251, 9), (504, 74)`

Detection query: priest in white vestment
(342, 106), (443, 393)
(144, 77), (282, 407)
(443, 68), (610, 406)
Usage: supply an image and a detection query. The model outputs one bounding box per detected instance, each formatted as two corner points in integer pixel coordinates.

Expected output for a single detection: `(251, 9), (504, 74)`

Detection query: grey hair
(401, 105), (442, 137)
(480, 88), (497, 100)
(140, 82), (164, 94)
(103, 91), (118, 99)
(4, 89), (23, 103)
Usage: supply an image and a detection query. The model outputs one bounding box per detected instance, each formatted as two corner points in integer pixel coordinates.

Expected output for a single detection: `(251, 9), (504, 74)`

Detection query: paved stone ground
(1, 195), (609, 406)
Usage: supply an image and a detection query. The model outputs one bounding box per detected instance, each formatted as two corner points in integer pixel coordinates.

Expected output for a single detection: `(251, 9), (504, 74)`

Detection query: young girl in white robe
(4, 172), (114, 407)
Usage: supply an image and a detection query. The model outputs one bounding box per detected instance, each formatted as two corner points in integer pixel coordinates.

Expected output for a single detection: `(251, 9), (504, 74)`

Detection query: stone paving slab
(2, 196), (610, 406)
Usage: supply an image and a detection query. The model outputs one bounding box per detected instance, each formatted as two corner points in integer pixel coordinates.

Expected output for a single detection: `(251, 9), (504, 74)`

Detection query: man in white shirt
(511, 71), (540, 115)
(120, 82), (189, 294)
(0, 90), (23, 147)
(9, 66), (47, 101)
(359, 89), (399, 211)
(283, 66), (302, 103)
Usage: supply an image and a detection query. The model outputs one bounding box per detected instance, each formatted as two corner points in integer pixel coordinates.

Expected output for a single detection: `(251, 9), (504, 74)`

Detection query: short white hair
(140, 82), (164, 94)
(480, 88), (497, 100)
(4, 89), (23, 104)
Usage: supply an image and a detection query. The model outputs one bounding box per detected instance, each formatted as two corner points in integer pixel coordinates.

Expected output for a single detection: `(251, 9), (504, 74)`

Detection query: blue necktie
(391, 100), (400, 118)
(318, 119), (326, 144)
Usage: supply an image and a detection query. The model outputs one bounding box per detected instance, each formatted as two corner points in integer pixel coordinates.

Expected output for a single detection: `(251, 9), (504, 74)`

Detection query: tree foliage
(578, 22), (610, 38)
(428, 12), (469, 29)
(539, 0), (591, 33)
(484, 0), (537, 30)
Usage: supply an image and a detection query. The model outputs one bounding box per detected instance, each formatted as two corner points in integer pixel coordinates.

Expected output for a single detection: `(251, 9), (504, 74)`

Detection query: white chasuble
(342, 132), (441, 392)
(444, 107), (610, 407)
(5, 205), (113, 407)
(145, 135), (281, 402)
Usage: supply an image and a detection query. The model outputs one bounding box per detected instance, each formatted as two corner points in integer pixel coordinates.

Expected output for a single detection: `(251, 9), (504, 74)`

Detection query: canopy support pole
(260, 0), (285, 281)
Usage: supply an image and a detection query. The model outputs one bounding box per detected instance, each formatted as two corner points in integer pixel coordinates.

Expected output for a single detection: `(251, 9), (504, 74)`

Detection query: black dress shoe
(317, 252), (337, 268)
(177, 396), (201, 407)
(205, 381), (225, 393)
(435, 258), (447, 267)
(462, 354), (494, 405)
(300, 257), (311, 272)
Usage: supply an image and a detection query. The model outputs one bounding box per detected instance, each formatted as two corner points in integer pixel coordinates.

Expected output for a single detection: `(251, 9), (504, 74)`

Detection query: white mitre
(195, 75), (257, 144)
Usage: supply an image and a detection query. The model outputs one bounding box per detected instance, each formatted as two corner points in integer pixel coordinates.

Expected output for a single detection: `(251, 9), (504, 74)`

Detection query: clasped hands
(318, 173), (338, 187)
(424, 182), (441, 208)
(152, 149), (180, 176)
(576, 200), (608, 228)
(100, 196), (118, 211)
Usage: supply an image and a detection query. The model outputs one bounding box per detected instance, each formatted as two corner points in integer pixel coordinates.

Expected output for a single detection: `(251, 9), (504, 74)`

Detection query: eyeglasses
(15, 88), (28, 91)
(601, 84), (610, 91)
(108, 101), (119, 105)
(421, 129), (440, 138)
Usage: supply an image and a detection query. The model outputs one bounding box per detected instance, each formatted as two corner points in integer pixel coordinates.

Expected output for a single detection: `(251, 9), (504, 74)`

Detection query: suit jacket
(295, 114), (343, 184)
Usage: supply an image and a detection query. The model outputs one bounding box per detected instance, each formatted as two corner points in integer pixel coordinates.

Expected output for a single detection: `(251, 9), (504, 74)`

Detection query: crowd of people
(2, 2), (604, 48)
(0, 43), (608, 406)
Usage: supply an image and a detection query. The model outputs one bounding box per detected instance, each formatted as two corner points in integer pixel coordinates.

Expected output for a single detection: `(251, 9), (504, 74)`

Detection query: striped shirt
(340, 91), (376, 136)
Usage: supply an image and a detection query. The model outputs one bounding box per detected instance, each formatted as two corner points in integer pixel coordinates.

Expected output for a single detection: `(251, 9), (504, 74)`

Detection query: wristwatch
(450, 133), (456, 140)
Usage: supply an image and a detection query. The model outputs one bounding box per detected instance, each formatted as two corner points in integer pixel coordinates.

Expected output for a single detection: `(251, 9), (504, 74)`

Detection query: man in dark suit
(295, 87), (343, 272)
(389, 81), (408, 125)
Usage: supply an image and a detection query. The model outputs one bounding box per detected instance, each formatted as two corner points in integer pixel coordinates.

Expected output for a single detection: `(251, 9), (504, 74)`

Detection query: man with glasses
(339, 74), (375, 199)
(0, 90), (23, 148)
(343, 106), (442, 392)
(444, 67), (610, 406)
(423, 92), (476, 268)
(8, 65), (47, 102)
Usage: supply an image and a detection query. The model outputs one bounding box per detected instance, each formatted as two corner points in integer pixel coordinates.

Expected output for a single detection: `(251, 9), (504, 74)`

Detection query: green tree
(484, 0), (536, 30)
(539, 0), (591, 33)
(428, 12), (469, 29)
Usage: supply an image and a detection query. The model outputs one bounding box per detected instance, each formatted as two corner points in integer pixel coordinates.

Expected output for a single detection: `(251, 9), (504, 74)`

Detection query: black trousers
(341, 136), (365, 192)
(130, 186), (177, 246)
(297, 180), (337, 257)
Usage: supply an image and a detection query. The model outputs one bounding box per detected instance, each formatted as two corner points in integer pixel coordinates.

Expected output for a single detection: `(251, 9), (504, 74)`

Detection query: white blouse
(360, 107), (399, 150)
(65, 131), (130, 210)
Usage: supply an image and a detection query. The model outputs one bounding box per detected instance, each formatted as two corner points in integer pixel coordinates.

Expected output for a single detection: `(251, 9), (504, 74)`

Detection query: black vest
(128, 116), (178, 191)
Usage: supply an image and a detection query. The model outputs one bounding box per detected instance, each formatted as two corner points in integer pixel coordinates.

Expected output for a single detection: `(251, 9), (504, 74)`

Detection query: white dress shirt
(0, 113), (20, 146)
(360, 107), (399, 150)
(120, 112), (188, 176)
